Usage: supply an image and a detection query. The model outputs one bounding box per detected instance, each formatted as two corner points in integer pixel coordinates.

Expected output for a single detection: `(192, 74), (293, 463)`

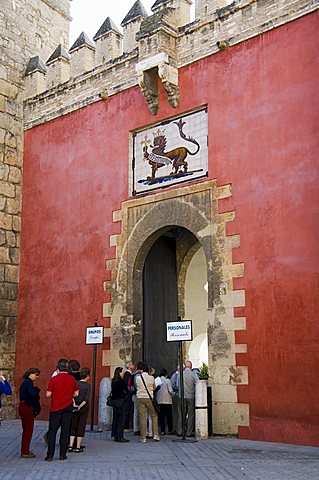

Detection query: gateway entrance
(143, 234), (178, 376)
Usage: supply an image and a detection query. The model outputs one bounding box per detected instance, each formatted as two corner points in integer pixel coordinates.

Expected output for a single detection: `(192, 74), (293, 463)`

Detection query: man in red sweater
(45, 359), (79, 461)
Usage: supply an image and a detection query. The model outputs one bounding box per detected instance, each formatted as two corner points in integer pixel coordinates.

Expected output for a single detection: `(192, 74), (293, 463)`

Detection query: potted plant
(198, 362), (209, 380)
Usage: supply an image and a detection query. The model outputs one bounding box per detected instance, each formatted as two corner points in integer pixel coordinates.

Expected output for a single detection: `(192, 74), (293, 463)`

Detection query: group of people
(110, 359), (198, 443)
(17, 358), (91, 460)
(0, 358), (199, 459)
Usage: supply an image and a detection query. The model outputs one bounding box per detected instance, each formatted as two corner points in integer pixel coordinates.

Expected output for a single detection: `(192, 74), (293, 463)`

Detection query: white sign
(86, 326), (104, 345)
(166, 321), (193, 342)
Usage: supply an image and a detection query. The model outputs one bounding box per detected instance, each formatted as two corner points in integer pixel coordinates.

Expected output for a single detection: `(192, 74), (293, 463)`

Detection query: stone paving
(0, 420), (318, 480)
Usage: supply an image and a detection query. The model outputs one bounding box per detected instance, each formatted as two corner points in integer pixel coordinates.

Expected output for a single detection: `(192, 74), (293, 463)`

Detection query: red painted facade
(16, 13), (319, 444)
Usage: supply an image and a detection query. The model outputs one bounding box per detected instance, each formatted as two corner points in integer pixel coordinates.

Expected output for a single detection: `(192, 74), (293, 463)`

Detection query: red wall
(17, 12), (319, 443)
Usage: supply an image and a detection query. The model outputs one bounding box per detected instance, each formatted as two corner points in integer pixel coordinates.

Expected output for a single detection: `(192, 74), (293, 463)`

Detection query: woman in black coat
(111, 367), (129, 442)
(18, 367), (41, 458)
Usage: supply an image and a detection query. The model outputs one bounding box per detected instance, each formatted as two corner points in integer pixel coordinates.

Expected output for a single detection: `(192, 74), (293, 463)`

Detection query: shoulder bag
(140, 375), (160, 414)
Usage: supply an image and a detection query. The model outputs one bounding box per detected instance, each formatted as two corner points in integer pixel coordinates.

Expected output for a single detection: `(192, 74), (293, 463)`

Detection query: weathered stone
(0, 315), (6, 334)
(0, 95), (5, 112)
(5, 231), (16, 247)
(0, 300), (18, 316)
(9, 247), (19, 264)
(7, 316), (16, 335)
(5, 149), (22, 167)
(4, 265), (19, 283)
(0, 163), (9, 181)
(0, 247), (10, 263)
(12, 215), (21, 232)
(0, 79), (18, 99)
(0, 212), (12, 230)
(8, 166), (21, 184)
(0, 197), (6, 211)
(6, 198), (20, 214)
(0, 230), (5, 245)
(0, 180), (15, 197)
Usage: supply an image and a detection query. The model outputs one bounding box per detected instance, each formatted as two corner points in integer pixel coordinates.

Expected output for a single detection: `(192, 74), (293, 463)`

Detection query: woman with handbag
(111, 367), (130, 442)
(18, 367), (41, 458)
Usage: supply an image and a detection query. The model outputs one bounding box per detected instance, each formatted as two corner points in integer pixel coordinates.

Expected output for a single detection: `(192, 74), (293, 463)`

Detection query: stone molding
(102, 179), (248, 434)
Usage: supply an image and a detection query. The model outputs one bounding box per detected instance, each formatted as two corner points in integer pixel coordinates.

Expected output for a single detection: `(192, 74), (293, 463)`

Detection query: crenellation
(94, 18), (123, 66)
(121, 0), (149, 53)
(152, 0), (192, 27)
(69, 32), (95, 78)
(46, 44), (70, 88)
(22, 0), (318, 126)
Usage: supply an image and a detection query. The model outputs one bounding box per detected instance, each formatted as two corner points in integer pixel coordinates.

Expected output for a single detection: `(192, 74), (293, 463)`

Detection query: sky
(70, 0), (156, 44)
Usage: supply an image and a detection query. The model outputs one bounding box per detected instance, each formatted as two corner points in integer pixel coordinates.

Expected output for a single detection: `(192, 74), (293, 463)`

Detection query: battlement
(24, 0), (318, 128)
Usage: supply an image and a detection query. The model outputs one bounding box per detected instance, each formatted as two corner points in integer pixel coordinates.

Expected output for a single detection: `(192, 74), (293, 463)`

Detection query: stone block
(0, 300), (18, 316)
(0, 315), (5, 334)
(0, 79), (18, 99)
(5, 198), (20, 214)
(0, 212), (12, 230)
(12, 215), (21, 232)
(112, 210), (122, 222)
(0, 181), (15, 198)
(5, 231), (16, 247)
(4, 265), (19, 283)
(212, 401), (249, 434)
(103, 302), (112, 317)
(0, 230), (5, 244)
(212, 384), (238, 403)
(211, 365), (248, 385)
(5, 149), (21, 167)
(0, 95), (5, 112)
(8, 166), (21, 184)
(9, 247), (19, 264)
(221, 289), (245, 308)
(0, 246), (10, 263)
(109, 234), (118, 247)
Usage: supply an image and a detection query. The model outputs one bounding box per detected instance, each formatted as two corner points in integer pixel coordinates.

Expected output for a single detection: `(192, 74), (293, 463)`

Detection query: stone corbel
(137, 67), (159, 116)
(158, 62), (179, 109)
(136, 52), (179, 115)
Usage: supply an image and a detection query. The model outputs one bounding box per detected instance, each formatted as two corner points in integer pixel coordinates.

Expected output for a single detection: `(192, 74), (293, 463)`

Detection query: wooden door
(143, 235), (178, 376)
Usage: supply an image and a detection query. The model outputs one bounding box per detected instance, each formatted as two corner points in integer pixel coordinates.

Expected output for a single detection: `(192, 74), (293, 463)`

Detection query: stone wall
(0, 0), (70, 418)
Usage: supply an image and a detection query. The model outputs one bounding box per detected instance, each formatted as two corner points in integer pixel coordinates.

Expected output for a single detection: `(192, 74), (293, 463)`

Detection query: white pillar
(195, 380), (208, 439)
(98, 377), (112, 431)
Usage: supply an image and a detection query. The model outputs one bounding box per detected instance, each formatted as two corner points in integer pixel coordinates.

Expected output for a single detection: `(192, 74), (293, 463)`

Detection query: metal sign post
(86, 320), (103, 431)
(166, 316), (196, 442)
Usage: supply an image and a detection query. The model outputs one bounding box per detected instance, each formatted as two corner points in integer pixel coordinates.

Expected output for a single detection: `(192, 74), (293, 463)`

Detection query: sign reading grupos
(166, 320), (193, 342)
(86, 326), (104, 345)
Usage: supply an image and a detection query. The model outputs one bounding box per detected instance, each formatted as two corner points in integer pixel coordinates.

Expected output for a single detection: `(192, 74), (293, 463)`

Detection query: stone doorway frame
(103, 179), (249, 434)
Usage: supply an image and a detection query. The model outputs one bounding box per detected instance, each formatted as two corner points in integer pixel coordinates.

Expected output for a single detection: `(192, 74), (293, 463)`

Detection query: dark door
(143, 235), (178, 376)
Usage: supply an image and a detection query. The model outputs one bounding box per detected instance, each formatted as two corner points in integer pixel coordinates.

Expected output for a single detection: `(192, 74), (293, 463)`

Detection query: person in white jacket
(156, 368), (174, 435)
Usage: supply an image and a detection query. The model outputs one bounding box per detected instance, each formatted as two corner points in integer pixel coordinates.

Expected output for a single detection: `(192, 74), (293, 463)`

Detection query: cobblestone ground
(0, 420), (318, 480)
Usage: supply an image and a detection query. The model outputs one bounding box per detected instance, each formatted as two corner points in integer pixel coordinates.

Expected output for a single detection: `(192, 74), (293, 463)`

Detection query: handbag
(106, 394), (113, 407)
(140, 375), (160, 414)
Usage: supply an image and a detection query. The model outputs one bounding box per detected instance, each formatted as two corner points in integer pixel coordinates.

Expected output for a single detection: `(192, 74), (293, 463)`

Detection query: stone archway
(102, 180), (249, 435)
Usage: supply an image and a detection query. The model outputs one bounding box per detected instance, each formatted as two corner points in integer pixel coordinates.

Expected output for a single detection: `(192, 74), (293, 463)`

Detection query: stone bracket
(136, 52), (179, 115)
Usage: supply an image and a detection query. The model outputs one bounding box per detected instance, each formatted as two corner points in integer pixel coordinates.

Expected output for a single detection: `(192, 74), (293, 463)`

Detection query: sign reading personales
(86, 326), (104, 345)
(166, 321), (193, 342)
(132, 108), (208, 194)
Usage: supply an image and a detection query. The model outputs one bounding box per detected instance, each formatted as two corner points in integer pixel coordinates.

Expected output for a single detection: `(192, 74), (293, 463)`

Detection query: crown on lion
(153, 128), (166, 140)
